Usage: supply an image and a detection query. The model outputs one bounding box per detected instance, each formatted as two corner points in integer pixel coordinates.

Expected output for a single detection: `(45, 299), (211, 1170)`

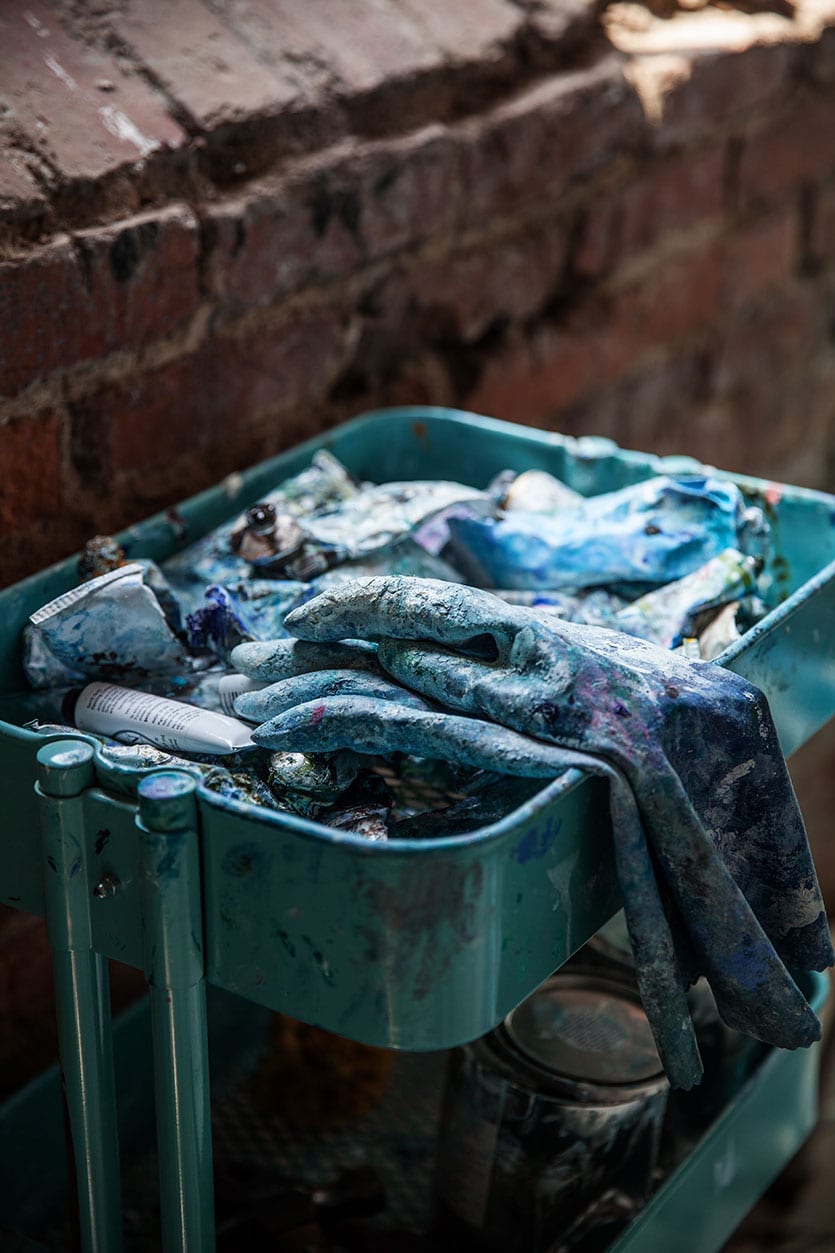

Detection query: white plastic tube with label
(67, 682), (255, 755)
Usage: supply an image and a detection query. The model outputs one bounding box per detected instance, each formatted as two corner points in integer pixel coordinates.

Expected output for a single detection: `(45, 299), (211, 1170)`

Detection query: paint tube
(498, 468), (585, 514)
(63, 682), (255, 755)
(161, 449), (361, 596)
(184, 579), (310, 659)
(446, 475), (746, 590)
(24, 564), (196, 689)
(613, 549), (759, 649)
(152, 670), (267, 715)
(2, 670), (265, 730)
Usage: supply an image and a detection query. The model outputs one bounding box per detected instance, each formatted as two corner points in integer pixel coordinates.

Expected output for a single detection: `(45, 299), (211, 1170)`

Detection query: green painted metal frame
(36, 741), (123, 1253)
(137, 772), (214, 1253)
(0, 408), (833, 1250)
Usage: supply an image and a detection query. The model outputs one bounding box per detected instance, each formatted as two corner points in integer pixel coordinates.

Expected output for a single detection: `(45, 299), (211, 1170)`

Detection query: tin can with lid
(434, 971), (669, 1253)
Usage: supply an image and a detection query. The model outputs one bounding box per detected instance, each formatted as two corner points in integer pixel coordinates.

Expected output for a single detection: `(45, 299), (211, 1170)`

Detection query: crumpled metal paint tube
(163, 457), (493, 590)
(493, 467), (586, 514)
(248, 575), (833, 1090)
(446, 475), (750, 591)
(489, 547), (759, 647)
(185, 580), (310, 659)
(612, 548), (760, 650)
(23, 563), (197, 689)
(300, 479), (493, 563)
(162, 450), (360, 597)
(183, 544), (464, 657)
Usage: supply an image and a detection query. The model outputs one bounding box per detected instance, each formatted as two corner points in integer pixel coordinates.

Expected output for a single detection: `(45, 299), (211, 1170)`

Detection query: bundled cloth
(232, 576), (834, 1089)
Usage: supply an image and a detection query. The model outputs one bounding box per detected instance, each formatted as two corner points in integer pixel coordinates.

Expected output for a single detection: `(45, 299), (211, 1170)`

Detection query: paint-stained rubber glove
(232, 577), (833, 1089)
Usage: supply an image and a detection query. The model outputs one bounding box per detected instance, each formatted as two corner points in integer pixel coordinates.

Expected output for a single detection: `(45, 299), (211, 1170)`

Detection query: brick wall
(1, 0), (835, 1093)
(2, 0), (835, 588)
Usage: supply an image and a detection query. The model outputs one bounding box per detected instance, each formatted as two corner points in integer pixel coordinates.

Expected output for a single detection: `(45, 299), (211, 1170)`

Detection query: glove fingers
(251, 695), (581, 779)
(635, 756), (823, 1050)
(604, 764), (702, 1089)
(377, 639), (502, 718)
(283, 577), (526, 656)
(234, 669), (433, 723)
(230, 637), (381, 682)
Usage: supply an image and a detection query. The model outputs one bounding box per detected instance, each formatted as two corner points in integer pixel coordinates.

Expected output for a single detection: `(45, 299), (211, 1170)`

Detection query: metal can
(433, 971), (669, 1253)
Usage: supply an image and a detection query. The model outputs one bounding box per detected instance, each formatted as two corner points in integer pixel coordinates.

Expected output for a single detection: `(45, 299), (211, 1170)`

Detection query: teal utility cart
(1, 408), (833, 1252)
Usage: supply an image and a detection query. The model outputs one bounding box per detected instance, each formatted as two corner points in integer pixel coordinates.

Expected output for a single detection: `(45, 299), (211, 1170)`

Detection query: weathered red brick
(654, 42), (792, 145)
(603, 238), (723, 378)
(458, 56), (647, 228)
(395, 0), (522, 60)
(721, 209), (797, 310)
(0, 411), (63, 532)
(713, 285), (817, 398)
(710, 373), (830, 488)
(222, 0), (436, 100)
(0, 206), (201, 397)
(464, 323), (599, 425)
(772, 358), (835, 491)
(575, 195), (621, 280)
(577, 146), (725, 277)
(209, 167), (363, 308)
(0, 154), (47, 217)
(739, 96), (835, 206)
(107, 357), (204, 476)
(561, 323), (835, 491)
(806, 22), (835, 87)
(526, 0), (603, 46)
(411, 225), (567, 342)
(76, 302), (355, 478)
(112, 0), (301, 127)
(623, 147), (725, 256)
(211, 124), (464, 308)
(559, 347), (714, 457)
(809, 179), (835, 268)
(398, 0), (601, 62)
(356, 125), (464, 256)
(74, 205), (202, 356)
(0, 2), (186, 185)
(0, 237), (79, 397)
(203, 305), (356, 436)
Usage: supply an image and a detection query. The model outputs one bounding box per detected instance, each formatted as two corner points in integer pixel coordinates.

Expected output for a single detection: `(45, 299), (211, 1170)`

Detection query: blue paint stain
(156, 846), (180, 877)
(514, 815), (562, 864)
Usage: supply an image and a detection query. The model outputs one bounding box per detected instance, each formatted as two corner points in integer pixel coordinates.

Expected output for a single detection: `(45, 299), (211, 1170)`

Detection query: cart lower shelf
(4, 970), (828, 1253)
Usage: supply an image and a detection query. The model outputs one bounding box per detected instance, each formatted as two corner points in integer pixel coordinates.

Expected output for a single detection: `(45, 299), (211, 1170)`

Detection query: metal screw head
(93, 873), (120, 900)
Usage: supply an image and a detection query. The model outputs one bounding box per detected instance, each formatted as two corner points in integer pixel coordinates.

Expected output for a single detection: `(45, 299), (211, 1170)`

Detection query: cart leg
(137, 771), (215, 1253)
(36, 740), (124, 1253)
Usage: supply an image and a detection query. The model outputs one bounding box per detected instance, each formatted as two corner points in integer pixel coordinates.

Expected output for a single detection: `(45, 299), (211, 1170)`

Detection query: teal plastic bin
(0, 407), (833, 1252)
